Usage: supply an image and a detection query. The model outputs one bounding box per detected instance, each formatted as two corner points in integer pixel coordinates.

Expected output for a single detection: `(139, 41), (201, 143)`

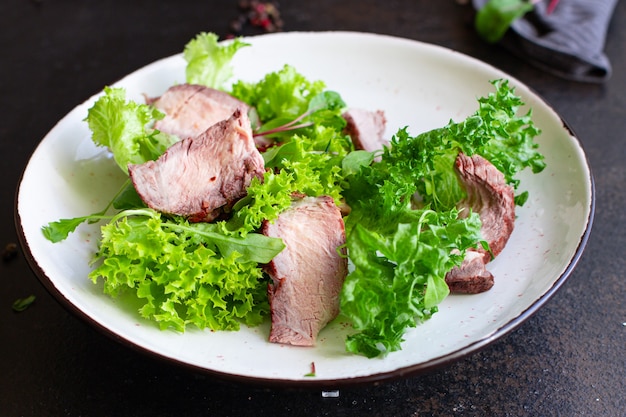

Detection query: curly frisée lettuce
(340, 79), (544, 357)
(344, 79), (544, 221)
(89, 209), (284, 331)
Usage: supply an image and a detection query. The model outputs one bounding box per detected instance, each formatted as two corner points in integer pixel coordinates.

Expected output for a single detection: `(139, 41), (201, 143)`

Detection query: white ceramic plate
(16, 32), (594, 386)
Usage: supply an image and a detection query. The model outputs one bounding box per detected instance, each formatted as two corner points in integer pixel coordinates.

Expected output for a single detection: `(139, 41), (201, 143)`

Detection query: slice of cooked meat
(149, 84), (249, 140)
(128, 109), (265, 222)
(262, 196), (348, 347)
(445, 250), (494, 294)
(342, 108), (388, 152)
(454, 152), (516, 262)
(444, 153), (515, 294)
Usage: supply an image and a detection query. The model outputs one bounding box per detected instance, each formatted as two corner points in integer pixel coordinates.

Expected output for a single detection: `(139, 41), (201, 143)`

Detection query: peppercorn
(1, 242), (18, 262)
(228, 1), (283, 38)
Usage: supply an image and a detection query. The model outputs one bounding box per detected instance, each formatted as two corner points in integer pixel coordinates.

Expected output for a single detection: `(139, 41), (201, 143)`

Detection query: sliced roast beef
(455, 152), (516, 261)
(149, 84), (249, 140)
(445, 153), (515, 294)
(128, 109), (265, 222)
(262, 196), (348, 347)
(342, 108), (388, 152)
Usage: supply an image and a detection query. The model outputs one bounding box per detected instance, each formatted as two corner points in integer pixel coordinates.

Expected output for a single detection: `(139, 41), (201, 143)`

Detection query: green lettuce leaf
(184, 32), (249, 90)
(89, 209), (284, 332)
(231, 64), (328, 132)
(341, 209), (483, 358)
(86, 87), (176, 173)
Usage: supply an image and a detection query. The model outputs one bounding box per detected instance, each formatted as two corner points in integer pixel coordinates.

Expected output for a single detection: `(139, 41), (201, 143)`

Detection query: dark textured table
(2, 1), (625, 416)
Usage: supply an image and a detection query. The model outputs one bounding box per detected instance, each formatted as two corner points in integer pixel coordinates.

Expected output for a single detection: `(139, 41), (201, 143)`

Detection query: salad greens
(341, 210), (483, 357)
(86, 87), (176, 173)
(344, 79), (544, 218)
(223, 124), (352, 237)
(231, 65), (347, 138)
(340, 79), (543, 357)
(184, 31), (249, 90)
(91, 209), (283, 331)
(42, 32), (545, 358)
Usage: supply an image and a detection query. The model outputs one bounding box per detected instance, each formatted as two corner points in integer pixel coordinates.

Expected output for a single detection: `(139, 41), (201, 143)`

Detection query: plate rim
(13, 30), (596, 387)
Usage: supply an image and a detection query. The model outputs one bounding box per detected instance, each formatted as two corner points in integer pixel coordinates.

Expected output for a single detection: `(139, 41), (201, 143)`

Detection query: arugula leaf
(41, 179), (146, 243)
(86, 87), (176, 173)
(163, 220), (285, 264)
(184, 32), (250, 90)
(42, 214), (108, 243)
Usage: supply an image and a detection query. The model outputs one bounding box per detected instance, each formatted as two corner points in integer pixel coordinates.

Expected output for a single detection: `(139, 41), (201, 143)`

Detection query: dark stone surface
(2, 1), (624, 416)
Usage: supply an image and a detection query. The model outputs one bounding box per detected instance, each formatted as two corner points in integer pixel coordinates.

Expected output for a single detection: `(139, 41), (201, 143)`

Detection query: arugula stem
(109, 208), (157, 223)
(253, 106), (318, 137)
(280, 110), (312, 128)
(254, 122), (314, 137)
